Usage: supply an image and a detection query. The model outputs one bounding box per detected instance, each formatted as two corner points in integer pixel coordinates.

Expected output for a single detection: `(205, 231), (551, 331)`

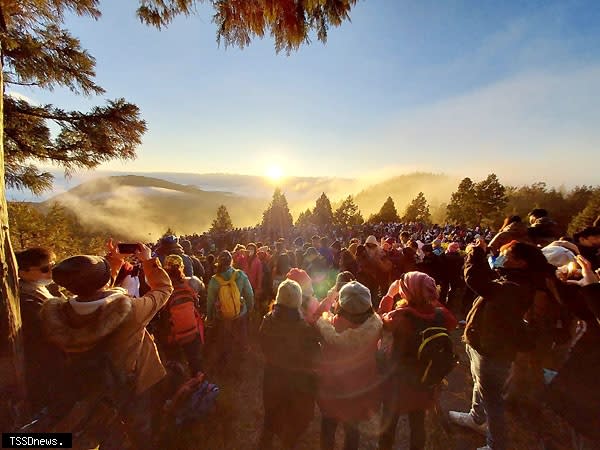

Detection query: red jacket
(316, 314), (383, 422)
(381, 301), (457, 413)
(245, 256), (263, 294)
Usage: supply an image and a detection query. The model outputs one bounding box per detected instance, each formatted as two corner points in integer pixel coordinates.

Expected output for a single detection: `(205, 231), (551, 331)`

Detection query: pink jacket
(316, 314), (383, 422)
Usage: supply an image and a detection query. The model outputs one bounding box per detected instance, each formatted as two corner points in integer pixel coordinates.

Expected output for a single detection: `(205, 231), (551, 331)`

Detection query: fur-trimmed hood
(316, 314), (382, 351)
(40, 290), (133, 352)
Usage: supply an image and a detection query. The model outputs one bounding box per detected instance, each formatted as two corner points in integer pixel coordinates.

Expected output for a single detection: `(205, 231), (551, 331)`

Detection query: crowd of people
(13, 208), (600, 450)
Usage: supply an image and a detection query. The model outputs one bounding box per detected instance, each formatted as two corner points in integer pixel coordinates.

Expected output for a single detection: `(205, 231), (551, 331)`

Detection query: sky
(9, 0), (600, 188)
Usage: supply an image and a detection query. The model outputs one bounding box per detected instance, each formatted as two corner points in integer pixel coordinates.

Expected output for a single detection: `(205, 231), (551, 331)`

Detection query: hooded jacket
(463, 247), (537, 361)
(40, 258), (173, 396)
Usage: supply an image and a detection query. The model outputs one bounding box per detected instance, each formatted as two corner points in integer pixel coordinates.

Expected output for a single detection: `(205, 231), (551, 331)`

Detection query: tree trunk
(0, 35), (27, 430)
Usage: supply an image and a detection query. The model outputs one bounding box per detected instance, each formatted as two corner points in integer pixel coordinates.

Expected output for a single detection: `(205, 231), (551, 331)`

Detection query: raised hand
(567, 255), (599, 286)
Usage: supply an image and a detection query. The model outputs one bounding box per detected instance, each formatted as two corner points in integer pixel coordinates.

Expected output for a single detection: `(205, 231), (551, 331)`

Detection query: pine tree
(8, 202), (106, 260)
(312, 192), (334, 228)
(261, 188), (293, 239)
(369, 196), (400, 223)
(569, 189), (600, 235)
(2, 2), (147, 194)
(446, 177), (478, 226)
(7, 202), (45, 250)
(210, 205), (234, 233)
(295, 208), (314, 227)
(474, 174), (507, 227)
(333, 195), (364, 228)
(163, 227), (176, 237)
(403, 192), (431, 223)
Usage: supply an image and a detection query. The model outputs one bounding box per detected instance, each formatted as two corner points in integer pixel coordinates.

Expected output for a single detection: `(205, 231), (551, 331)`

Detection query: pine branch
(5, 80), (40, 87)
(2, 24), (105, 95)
(4, 96), (147, 193)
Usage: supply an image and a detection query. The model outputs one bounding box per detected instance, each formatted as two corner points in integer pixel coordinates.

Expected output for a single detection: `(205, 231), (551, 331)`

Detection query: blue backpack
(164, 372), (219, 426)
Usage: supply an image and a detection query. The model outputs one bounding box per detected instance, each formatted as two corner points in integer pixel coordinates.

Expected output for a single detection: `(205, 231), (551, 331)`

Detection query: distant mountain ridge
(58, 175), (218, 197)
(35, 172), (456, 239)
(45, 175), (266, 239)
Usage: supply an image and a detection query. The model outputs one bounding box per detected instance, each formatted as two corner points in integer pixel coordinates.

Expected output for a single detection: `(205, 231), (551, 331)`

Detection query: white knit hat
(338, 281), (372, 314)
(275, 279), (302, 309)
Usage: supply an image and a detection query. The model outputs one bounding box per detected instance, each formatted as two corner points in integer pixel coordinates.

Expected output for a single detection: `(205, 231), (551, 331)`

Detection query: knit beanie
(286, 268), (314, 297)
(275, 279), (302, 309)
(52, 255), (111, 296)
(338, 281), (372, 314)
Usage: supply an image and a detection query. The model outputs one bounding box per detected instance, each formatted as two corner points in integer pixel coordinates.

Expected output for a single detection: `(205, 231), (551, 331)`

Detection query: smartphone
(117, 243), (140, 254)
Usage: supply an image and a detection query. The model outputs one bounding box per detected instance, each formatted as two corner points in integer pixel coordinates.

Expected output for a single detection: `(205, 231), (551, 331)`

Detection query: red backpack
(166, 279), (204, 345)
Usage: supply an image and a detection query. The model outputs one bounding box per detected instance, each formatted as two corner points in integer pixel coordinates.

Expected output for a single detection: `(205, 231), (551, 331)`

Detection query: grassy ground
(168, 325), (574, 450)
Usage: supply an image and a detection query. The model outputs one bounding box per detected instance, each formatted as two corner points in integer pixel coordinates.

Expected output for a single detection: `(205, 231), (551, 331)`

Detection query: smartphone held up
(117, 243), (141, 255)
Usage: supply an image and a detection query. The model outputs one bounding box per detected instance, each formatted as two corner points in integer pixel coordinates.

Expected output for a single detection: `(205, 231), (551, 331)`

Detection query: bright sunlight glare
(266, 165), (283, 182)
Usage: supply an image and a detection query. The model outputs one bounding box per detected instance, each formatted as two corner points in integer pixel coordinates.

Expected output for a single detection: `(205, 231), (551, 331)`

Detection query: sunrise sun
(266, 165), (283, 182)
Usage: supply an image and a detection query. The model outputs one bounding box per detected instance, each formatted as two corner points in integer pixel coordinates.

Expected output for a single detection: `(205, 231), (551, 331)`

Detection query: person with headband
(378, 272), (457, 450)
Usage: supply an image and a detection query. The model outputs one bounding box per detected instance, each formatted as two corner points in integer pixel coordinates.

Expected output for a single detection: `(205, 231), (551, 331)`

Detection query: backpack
(166, 279), (204, 345)
(406, 308), (458, 387)
(20, 341), (135, 449)
(214, 271), (242, 320)
(163, 372), (220, 427)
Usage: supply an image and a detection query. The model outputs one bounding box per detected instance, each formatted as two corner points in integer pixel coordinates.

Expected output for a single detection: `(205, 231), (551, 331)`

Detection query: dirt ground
(171, 325), (574, 450)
